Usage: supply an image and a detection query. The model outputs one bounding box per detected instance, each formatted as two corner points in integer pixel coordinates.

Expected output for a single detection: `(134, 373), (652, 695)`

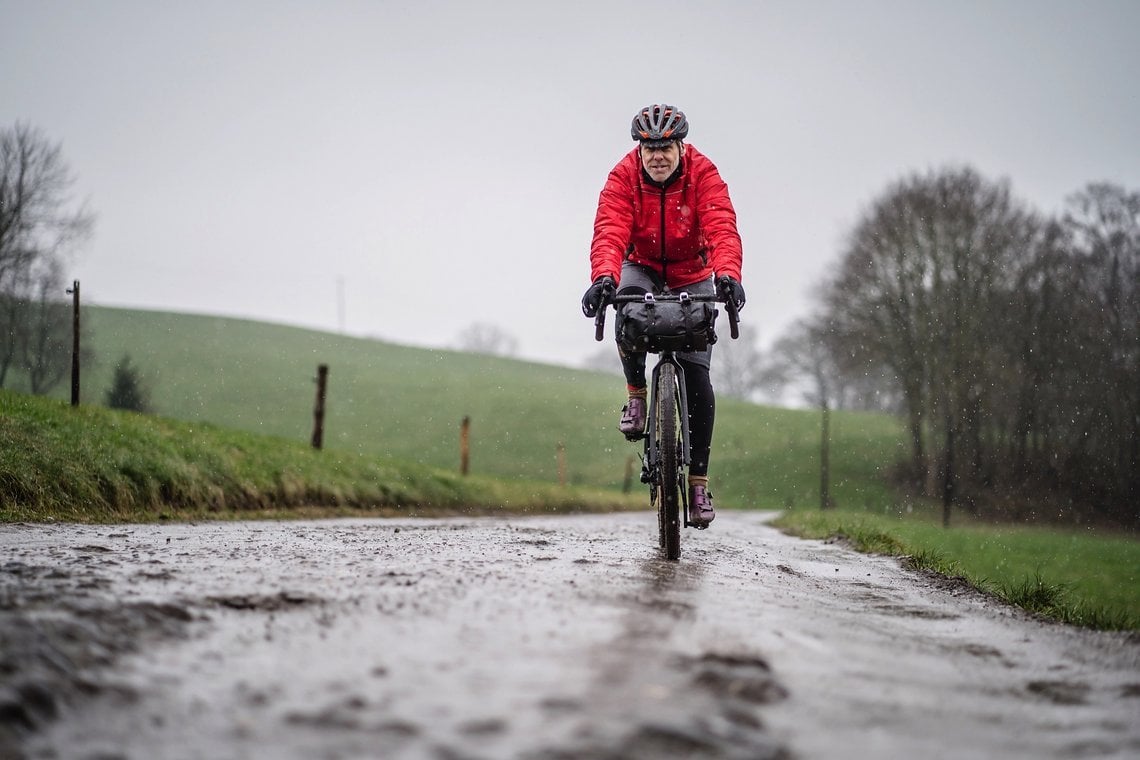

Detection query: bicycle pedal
(623, 432), (648, 442)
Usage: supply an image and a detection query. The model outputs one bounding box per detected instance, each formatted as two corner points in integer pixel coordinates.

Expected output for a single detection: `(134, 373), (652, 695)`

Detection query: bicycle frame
(593, 287), (739, 556)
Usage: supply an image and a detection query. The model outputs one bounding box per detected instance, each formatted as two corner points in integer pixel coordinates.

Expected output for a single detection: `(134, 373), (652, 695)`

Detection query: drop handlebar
(593, 289), (740, 342)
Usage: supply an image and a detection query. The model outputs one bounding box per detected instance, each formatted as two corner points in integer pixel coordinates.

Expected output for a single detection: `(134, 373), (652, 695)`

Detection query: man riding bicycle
(581, 104), (746, 529)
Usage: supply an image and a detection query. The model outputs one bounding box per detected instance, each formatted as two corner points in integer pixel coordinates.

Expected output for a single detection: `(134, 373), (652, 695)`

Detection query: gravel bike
(594, 286), (739, 560)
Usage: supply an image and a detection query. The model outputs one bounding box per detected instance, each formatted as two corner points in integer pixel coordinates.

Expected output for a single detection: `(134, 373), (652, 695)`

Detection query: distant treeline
(774, 168), (1138, 526)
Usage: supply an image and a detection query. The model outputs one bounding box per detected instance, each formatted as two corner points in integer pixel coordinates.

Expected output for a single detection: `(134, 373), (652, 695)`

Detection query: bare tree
(794, 168), (1137, 525)
(455, 322), (519, 357)
(823, 166), (1036, 519)
(979, 185), (1139, 521)
(767, 318), (836, 409)
(823, 182), (935, 485)
(765, 316), (844, 508)
(997, 221), (1081, 485)
(0, 123), (93, 392)
(1061, 183), (1140, 510)
(19, 257), (71, 394)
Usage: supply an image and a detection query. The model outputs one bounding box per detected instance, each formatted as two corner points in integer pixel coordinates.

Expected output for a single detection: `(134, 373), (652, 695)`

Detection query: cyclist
(581, 103), (746, 529)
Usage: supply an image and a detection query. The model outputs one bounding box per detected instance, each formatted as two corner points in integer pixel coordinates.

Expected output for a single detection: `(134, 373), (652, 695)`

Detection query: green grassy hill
(41, 306), (905, 511)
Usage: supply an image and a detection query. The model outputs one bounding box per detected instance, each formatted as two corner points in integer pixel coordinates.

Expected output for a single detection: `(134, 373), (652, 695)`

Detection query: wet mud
(1, 512), (1137, 759)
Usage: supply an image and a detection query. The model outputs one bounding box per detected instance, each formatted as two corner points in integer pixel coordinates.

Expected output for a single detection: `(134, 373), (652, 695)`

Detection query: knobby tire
(657, 363), (681, 560)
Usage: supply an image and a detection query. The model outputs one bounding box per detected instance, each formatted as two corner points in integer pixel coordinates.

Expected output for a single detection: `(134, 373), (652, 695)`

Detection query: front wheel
(656, 363), (681, 560)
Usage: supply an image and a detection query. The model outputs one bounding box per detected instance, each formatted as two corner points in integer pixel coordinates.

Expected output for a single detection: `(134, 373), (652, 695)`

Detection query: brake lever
(593, 284), (617, 341)
(725, 298), (740, 339)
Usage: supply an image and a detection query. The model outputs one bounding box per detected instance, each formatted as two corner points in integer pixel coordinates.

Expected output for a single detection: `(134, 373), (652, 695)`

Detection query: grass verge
(1, 390), (640, 523)
(773, 509), (1139, 632)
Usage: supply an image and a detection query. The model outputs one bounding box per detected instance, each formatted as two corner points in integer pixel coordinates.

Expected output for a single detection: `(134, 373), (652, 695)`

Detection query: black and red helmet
(631, 104), (688, 146)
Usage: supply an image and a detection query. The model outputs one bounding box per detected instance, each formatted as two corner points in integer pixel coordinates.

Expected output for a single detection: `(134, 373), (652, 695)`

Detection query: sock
(688, 475), (709, 489)
(627, 385), (647, 398)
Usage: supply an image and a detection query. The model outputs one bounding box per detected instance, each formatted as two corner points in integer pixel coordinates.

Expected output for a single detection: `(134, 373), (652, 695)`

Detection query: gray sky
(3, 0), (1138, 368)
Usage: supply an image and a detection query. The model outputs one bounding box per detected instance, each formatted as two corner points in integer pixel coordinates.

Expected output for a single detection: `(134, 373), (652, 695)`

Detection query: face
(639, 141), (682, 182)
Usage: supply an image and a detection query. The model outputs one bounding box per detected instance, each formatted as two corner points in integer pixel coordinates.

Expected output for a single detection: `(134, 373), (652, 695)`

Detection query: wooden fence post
(820, 400), (831, 509)
(311, 364), (328, 449)
(460, 416), (470, 475)
(66, 280), (80, 406)
(623, 455), (634, 494)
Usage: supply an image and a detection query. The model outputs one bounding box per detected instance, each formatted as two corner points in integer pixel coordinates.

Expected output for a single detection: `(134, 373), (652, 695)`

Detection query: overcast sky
(3, 0), (1138, 368)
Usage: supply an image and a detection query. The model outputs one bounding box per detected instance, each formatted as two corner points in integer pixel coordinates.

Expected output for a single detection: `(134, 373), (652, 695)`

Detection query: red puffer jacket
(589, 144), (743, 289)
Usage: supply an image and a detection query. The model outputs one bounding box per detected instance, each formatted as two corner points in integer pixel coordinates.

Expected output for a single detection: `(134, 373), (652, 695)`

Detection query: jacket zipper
(659, 187), (668, 289)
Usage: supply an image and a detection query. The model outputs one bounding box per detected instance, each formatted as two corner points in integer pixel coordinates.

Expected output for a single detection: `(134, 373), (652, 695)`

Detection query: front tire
(657, 363), (681, 560)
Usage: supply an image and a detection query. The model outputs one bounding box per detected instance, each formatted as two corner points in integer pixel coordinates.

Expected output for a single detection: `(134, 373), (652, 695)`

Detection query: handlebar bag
(616, 300), (718, 353)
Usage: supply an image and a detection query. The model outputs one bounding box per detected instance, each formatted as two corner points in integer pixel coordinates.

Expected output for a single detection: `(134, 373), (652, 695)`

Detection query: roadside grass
(0, 390), (640, 523)
(773, 509), (1139, 631)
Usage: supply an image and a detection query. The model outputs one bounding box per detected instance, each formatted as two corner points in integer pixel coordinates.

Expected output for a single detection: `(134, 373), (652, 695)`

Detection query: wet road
(2, 512), (1138, 759)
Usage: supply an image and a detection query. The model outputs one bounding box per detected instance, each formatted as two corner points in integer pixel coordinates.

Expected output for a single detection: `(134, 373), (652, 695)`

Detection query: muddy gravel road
(2, 512), (1138, 760)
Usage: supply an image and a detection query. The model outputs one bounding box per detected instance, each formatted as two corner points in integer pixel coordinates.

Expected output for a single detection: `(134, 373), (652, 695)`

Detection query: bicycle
(593, 286), (739, 560)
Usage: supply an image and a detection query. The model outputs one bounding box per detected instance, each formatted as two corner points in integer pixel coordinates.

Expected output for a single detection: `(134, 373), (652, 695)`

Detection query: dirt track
(2, 512), (1138, 759)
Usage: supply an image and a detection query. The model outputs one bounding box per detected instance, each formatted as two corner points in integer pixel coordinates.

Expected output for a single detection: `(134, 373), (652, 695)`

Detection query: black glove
(717, 276), (745, 312)
(581, 276), (616, 318)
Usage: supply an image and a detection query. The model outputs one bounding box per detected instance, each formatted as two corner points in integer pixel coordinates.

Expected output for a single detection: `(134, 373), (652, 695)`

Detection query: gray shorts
(617, 262), (714, 369)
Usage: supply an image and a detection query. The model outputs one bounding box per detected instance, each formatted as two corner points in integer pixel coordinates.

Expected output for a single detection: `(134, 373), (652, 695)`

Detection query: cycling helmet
(631, 104), (688, 146)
